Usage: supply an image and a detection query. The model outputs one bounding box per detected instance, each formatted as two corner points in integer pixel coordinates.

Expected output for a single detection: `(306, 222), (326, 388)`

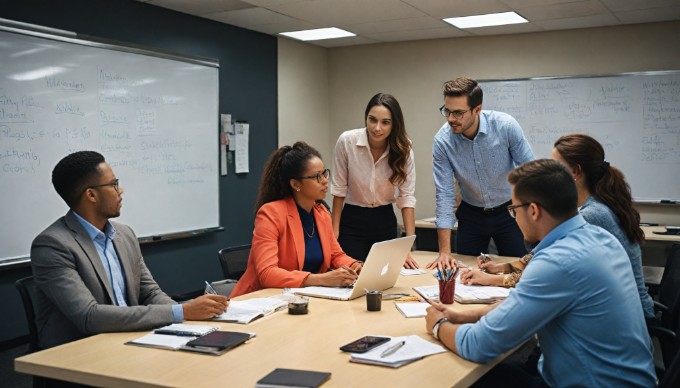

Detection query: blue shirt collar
(71, 210), (116, 241)
(532, 213), (586, 254)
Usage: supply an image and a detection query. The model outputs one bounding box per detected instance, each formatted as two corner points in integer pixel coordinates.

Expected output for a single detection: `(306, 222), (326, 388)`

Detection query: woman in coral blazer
(231, 142), (363, 298)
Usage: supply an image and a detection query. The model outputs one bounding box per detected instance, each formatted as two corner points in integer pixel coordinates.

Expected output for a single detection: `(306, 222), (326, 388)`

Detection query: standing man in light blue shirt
(425, 159), (656, 387)
(427, 77), (534, 269)
(31, 151), (229, 349)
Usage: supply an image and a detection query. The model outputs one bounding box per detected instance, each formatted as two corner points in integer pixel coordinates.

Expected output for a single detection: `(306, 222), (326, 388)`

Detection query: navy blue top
(297, 204), (323, 273)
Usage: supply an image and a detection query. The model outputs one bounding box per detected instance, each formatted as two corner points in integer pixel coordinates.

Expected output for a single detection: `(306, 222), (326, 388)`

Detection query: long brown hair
(255, 142), (321, 211)
(554, 134), (644, 244)
(364, 93), (411, 186)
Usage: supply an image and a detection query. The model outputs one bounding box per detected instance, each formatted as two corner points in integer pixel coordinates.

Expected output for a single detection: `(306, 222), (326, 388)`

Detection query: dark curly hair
(255, 142), (321, 210)
(52, 151), (105, 207)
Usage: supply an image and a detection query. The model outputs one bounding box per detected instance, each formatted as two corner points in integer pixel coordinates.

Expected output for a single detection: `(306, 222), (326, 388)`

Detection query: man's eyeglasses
(507, 202), (531, 219)
(88, 179), (120, 192)
(295, 169), (330, 183)
(439, 105), (470, 120)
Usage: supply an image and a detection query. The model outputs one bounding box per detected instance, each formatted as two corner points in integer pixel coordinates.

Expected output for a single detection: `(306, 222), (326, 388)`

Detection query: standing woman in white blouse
(331, 93), (418, 268)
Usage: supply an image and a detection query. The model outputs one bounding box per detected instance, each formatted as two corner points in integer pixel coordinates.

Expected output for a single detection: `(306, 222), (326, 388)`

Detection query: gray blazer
(31, 211), (176, 349)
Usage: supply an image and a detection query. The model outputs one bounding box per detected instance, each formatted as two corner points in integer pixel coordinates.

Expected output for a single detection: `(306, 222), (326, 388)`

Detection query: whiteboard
(479, 72), (680, 203)
(0, 24), (219, 263)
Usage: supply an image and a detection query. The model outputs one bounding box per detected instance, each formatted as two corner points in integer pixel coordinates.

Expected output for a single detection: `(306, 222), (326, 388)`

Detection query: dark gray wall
(0, 0), (277, 344)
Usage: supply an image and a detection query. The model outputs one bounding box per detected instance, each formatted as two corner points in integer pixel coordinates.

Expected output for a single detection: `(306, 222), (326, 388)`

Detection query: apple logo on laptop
(381, 263), (389, 276)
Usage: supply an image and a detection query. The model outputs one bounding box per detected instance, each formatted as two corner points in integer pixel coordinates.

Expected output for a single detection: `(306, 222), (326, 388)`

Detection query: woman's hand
(460, 267), (503, 286)
(403, 252), (419, 269)
(477, 255), (507, 274)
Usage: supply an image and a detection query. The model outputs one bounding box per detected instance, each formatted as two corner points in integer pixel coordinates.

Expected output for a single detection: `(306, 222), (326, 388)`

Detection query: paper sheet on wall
(220, 114), (232, 176)
(235, 122), (250, 174)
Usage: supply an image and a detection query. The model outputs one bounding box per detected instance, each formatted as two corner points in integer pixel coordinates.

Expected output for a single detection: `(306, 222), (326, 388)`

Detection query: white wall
(279, 21), (680, 226)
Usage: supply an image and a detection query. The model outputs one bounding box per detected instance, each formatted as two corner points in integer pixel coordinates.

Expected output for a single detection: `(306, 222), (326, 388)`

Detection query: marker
(204, 281), (218, 295)
(380, 340), (406, 357)
(661, 200), (677, 204)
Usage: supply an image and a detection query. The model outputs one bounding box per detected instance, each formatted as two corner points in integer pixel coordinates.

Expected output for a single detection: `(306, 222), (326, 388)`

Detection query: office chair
(653, 244), (680, 334)
(218, 244), (250, 280)
(659, 347), (680, 388)
(15, 276), (41, 354)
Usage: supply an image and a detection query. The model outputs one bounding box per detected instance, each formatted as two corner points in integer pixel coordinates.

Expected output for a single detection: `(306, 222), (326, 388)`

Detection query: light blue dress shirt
(455, 215), (656, 387)
(432, 110), (534, 229)
(579, 195), (655, 318)
(73, 211), (183, 321)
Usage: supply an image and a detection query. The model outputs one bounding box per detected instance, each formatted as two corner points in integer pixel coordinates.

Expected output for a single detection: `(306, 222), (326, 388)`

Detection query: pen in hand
(204, 281), (218, 295)
(380, 340), (406, 358)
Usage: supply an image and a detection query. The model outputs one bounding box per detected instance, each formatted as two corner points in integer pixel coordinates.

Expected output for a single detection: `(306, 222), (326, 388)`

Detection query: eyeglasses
(439, 105), (470, 119)
(88, 178), (120, 192)
(295, 169), (330, 183)
(507, 202), (531, 218)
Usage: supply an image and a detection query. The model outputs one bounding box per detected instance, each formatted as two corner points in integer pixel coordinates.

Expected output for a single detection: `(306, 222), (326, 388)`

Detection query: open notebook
(288, 235), (416, 301)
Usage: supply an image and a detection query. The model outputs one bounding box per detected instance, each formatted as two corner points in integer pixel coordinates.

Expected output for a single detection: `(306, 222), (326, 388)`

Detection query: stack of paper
(394, 302), (430, 318)
(413, 281), (510, 304)
(349, 335), (446, 368)
(212, 296), (290, 324)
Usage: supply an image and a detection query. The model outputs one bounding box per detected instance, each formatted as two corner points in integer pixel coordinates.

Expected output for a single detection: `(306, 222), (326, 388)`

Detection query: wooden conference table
(15, 252), (516, 388)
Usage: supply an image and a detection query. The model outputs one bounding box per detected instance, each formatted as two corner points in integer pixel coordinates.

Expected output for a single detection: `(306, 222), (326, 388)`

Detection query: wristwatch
(432, 317), (448, 340)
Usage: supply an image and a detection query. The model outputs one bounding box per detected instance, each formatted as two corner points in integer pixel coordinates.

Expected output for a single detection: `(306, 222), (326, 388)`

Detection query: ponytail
(255, 142), (321, 211)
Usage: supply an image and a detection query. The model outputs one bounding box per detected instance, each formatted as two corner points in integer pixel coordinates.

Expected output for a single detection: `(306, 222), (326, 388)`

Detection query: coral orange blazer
(230, 197), (357, 297)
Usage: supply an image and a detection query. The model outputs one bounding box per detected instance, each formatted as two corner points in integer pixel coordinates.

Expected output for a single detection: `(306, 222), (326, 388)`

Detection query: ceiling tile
(599, 0), (680, 13)
(144, 0), (255, 15)
(535, 13), (620, 30)
(205, 6), (301, 26)
(514, 0), (611, 21)
(266, 0), (426, 26)
(401, 0), (510, 18)
(465, 22), (545, 36)
(343, 17), (448, 35)
(246, 20), (320, 34)
(615, 6), (680, 24)
(364, 27), (470, 42)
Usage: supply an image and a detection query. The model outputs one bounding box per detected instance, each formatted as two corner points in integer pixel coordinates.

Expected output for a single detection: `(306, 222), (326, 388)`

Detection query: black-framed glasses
(88, 178), (120, 192)
(507, 202), (531, 219)
(295, 169), (330, 183)
(439, 105), (470, 119)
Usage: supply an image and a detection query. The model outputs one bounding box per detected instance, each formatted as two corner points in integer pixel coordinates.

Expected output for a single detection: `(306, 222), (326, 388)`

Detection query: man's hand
(182, 294), (229, 320)
(425, 252), (457, 270)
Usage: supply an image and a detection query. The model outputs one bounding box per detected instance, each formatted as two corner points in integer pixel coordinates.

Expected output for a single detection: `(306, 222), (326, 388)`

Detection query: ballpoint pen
(480, 252), (491, 272)
(204, 281), (218, 295)
(380, 340), (406, 357)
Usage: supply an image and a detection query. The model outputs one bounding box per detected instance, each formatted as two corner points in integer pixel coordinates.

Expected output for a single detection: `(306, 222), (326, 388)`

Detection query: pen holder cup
(438, 279), (455, 305)
(288, 296), (309, 315)
(366, 291), (382, 311)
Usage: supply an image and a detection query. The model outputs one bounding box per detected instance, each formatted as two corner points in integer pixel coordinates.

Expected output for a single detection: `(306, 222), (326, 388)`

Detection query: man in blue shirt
(427, 77), (534, 269)
(425, 159), (656, 387)
(31, 151), (229, 349)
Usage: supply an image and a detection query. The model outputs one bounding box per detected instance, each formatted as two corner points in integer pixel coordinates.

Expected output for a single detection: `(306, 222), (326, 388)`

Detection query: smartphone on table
(339, 336), (390, 353)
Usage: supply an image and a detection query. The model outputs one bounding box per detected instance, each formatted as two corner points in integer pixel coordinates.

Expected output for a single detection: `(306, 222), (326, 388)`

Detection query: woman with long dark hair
(230, 142), (361, 298)
(331, 93), (418, 268)
(461, 134), (654, 319)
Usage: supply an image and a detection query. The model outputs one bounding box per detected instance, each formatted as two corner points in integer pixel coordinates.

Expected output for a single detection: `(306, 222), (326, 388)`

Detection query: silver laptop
(289, 235), (416, 301)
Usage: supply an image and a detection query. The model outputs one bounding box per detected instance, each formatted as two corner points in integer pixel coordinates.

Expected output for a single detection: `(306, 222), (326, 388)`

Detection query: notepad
(413, 282), (510, 304)
(127, 333), (195, 350)
(212, 296), (290, 324)
(349, 335), (446, 368)
(394, 302), (430, 318)
(154, 323), (218, 336)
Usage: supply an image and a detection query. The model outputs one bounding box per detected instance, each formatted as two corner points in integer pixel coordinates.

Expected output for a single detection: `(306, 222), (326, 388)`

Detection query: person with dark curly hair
(230, 142), (361, 297)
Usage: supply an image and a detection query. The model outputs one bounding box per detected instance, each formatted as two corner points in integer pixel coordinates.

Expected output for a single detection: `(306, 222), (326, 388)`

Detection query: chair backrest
(15, 276), (41, 353)
(218, 244), (251, 280)
(660, 342), (680, 388)
(658, 244), (680, 332)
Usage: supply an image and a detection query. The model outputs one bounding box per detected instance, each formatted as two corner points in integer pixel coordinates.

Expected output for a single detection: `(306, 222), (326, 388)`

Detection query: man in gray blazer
(31, 151), (229, 349)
